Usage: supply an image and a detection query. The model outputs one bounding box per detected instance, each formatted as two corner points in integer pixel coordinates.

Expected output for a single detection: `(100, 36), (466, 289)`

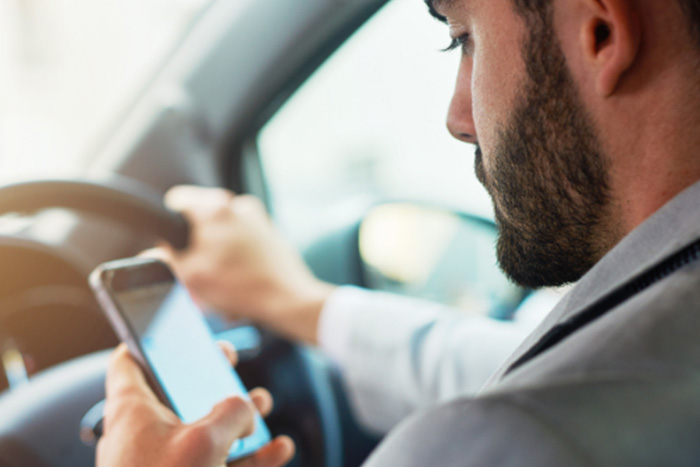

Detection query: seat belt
(505, 238), (700, 376)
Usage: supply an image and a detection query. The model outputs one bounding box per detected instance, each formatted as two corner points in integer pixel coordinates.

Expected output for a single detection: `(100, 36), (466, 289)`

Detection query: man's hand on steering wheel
(97, 343), (294, 467)
(147, 185), (336, 345)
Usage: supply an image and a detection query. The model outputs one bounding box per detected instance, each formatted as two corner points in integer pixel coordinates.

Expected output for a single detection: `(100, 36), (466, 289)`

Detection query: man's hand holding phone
(90, 258), (294, 466)
(97, 343), (294, 467)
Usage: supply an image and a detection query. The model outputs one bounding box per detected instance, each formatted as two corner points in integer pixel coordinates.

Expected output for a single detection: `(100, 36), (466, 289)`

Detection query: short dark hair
(680, 0), (700, 47)
(425, 0), (700, 48)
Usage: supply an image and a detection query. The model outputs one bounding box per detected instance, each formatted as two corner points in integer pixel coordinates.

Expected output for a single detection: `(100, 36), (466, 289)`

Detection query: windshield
(0, 0), (212, 178)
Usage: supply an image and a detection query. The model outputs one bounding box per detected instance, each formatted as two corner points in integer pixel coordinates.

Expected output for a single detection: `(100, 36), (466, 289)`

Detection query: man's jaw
(474, 145), (486, 186)
(475, 144), (500, 214)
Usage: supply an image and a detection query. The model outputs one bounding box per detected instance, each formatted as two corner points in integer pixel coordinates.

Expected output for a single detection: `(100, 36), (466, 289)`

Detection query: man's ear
(580, 0), (641, 96)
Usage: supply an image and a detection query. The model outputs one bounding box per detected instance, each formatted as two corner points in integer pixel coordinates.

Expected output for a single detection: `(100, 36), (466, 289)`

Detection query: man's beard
(477, 20), (616, 289)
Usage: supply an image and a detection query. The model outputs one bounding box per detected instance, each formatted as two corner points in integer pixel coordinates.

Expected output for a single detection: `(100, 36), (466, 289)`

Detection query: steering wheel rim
(0, 178), (189, 250)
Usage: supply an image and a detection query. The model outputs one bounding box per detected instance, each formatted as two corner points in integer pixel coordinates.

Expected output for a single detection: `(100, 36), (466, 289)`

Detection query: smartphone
(89, 257), (271, 462)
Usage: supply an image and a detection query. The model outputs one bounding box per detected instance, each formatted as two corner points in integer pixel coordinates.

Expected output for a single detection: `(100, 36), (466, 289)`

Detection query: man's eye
(442, 34), (470, 53)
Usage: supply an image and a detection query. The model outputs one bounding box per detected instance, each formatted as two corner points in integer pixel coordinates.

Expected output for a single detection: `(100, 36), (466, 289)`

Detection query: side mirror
(359, 203), (527, 320)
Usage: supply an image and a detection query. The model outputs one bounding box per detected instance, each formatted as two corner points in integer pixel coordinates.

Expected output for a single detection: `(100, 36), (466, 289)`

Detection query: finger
(218, 340), (238, 367)
(231, 436), (295, 467)
(164, 185), (203, 211)
(249, 388), (273, 418)
(165, 185), (234, 214)
(138, 246), (174, 264)
(105, 344), (154, 401)
(230, 195), (268, 222)
(194, 396), (256, 449)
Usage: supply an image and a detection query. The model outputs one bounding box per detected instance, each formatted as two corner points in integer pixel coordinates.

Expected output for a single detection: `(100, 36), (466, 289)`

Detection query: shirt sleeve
(316, 286), (543, 434)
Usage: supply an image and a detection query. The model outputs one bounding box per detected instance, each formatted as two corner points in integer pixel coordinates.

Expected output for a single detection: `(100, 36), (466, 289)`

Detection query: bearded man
(98, 0), (700, 465)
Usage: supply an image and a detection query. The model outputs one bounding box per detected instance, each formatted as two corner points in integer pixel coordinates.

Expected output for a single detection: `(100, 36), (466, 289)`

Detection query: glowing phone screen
(115, 282), (270, 460)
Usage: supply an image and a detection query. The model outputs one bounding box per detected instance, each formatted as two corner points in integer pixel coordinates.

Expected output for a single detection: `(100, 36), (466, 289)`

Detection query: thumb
(192, 396), (256, 452)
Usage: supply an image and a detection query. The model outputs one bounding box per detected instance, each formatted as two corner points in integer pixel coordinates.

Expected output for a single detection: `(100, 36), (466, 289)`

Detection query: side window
(256, 0), (535, 318)
(257, 0), (492, 245)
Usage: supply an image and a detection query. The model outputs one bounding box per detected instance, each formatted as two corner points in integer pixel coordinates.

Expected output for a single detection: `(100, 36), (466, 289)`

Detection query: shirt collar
(561, 180), (700, 319)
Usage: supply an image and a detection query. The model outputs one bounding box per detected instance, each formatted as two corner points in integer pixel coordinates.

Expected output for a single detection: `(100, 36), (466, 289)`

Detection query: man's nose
(446, 66), (477, 144)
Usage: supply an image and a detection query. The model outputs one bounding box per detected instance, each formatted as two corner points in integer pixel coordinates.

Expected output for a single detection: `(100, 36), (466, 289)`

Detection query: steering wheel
(0, 178), (343, 467)
(0, 178), (190, 249)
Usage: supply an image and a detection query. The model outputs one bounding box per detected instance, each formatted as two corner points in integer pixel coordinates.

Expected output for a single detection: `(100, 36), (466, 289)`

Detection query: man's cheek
(470, 68), (499, 172)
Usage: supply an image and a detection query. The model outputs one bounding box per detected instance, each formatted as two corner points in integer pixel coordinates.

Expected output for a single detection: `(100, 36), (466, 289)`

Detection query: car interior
(0, 0), (533, 465)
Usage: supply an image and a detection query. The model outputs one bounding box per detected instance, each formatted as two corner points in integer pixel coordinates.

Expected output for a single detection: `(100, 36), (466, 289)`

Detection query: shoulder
(363, 393), (588, 467)
(363, 262), (700, 466)
(365, 373), (700, 466)
(501, 258), (700, 389)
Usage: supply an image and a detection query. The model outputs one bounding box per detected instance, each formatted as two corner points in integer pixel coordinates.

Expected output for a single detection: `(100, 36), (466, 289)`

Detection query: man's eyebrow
(424, 0), (453, 23)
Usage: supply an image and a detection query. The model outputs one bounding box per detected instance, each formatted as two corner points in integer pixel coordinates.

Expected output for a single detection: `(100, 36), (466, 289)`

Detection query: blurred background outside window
(259, 0), (493, 247)
(0, 0), (211, 177)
